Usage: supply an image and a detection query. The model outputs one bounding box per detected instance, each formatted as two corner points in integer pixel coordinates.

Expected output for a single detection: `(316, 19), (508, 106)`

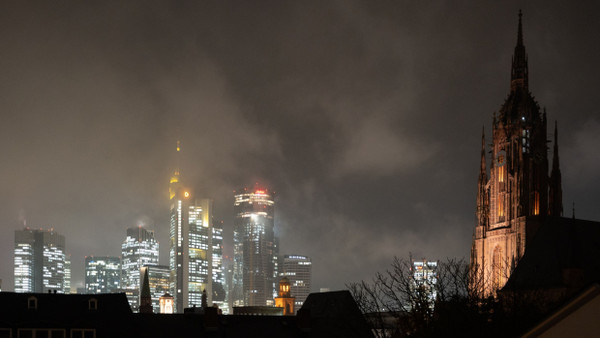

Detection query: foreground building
(280, 255), (312, 309)
(232, 187), (278, 307)
(14, 228), (67, 293)
(470, 12), (564, 295)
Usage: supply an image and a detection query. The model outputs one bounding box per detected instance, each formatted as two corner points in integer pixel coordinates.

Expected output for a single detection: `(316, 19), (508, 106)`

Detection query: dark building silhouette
(0, 290), (374, 337)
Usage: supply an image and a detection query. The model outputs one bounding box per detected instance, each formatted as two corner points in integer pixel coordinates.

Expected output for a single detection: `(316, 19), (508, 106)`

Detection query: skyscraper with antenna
(169, 141), (223, 312)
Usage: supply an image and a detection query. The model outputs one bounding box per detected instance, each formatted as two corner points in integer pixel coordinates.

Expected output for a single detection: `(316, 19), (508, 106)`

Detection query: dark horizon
(1, 1), (600, 293)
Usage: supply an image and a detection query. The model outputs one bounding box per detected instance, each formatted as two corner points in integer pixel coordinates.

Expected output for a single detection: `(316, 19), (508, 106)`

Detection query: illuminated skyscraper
(280, 255), (312, 309)
(85, 256), (121, 294)
(232, 187), (277, 307)
(64, 254), (71, 294)
(412, 260), (438, 309)
(168, 142), (224, 312)
(140, 265), (170, 313)
(121, 226), (159, 310)
(14, 228), (67, 293)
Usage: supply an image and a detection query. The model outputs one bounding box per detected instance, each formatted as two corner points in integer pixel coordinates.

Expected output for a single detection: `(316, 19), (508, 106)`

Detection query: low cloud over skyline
(1, 1), (599, 292)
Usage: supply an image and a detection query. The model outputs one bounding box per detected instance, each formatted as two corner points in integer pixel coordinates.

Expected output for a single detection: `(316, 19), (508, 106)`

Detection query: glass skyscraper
(280, 255), (312, 309)
(168, 142), (225, 312)
(141, 264), (170, 313)
(85, 256), (121, 294)
(14, 228), (67, 293)
(121, 226), (159, 310)
(233, 187), (277, 307)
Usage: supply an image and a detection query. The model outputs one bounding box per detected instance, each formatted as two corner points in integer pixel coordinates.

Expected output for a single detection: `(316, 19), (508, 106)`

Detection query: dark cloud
(1, 1), (599, 293)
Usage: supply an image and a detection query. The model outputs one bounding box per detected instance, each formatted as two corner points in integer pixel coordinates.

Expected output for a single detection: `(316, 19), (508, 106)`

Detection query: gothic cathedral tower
(471, 11), (563, 295)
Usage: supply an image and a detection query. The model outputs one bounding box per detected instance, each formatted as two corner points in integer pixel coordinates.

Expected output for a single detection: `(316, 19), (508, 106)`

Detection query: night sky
(1, 1), (599, 293)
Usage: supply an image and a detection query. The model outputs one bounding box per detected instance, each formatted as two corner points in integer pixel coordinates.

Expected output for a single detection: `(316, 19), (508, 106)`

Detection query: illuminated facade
(121, 227), (159, 310)
(140, 265), (170, 313)
(85, 256), (121, 294)
(412, 260), (437, 308)
(64, 255), (71, 293)
(471, 12), (563, 295)
(168, 142), (225, 312)
(14, 228), (66, 293)
(232, 188), (277, 307)
(280, 255), (312, 309)
(274, 277), (295, 315)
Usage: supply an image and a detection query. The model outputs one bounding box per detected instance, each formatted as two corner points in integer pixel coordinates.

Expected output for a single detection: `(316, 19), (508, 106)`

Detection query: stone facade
(470, 12), (563, 295)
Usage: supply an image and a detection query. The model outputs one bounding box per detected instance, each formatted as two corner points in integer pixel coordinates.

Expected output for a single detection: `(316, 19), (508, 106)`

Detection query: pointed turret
(476, 127), (489, 228)
(511, 10), (529, 92)
(549, 121), (563, 216)
(139, 268), (153, 313)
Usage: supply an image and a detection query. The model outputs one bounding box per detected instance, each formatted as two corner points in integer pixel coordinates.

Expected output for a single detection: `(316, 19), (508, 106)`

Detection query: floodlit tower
(232, 187), (276, 307)
(471, 11), (563, 295)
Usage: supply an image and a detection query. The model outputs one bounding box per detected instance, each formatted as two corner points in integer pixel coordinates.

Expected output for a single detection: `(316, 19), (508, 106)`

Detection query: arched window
(533, 191), (540, 215)
(492, 246), (503, 290)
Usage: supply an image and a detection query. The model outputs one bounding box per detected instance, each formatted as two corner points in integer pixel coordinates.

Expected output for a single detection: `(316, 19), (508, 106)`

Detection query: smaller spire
(549, 120), (563, 217)
(139, 268), (153, 313)
(480, 127), (487, 172)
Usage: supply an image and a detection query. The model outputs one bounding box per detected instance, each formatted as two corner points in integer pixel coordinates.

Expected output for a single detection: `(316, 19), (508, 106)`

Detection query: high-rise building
(14, 228), (67, 293)
(121, 226), (159, 310)
(168, 142), (224, 312)
(140, 265), (170, 313)
(471, 12), (564, 295)
(232, 187), (277, 307)
(211, 220), (227, 311)
(280, 255), (312, 309)
(412, 260), (437, 309)
(85, 256), (121, 294)
(64, 254), (71, 294)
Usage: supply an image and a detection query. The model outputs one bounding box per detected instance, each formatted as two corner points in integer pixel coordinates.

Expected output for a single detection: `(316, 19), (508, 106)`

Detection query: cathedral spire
(549, 121), (563, 216)
(511, 10), (529, 92)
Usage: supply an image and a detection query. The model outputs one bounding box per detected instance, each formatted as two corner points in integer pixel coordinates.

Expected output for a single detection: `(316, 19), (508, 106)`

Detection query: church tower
(471, 11), (563, 295)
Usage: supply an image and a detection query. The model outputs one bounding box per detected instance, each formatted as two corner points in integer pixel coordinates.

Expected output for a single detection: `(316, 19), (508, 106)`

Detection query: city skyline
(1, 2), (600, 294)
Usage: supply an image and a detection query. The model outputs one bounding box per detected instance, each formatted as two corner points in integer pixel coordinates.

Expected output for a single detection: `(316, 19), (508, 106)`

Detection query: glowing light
(184, 191), (190, 198)
(255, 190), (265, 194)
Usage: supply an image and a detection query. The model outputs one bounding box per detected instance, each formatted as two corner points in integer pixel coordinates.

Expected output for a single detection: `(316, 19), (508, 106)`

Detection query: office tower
(412, 260), (438, 308)
(121, 226), (159, 310)
(85, 256), (121, 294)
(168, 142), (224, 312)
(280, 255), (312, 309)
(471, 12), (564, 295)
(211, 220), (227, 311)
(140, 265), (170, 313)
(64, 254), (71, 294)
(14, 228), (66, 293)
(232, 187), (277, 307)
